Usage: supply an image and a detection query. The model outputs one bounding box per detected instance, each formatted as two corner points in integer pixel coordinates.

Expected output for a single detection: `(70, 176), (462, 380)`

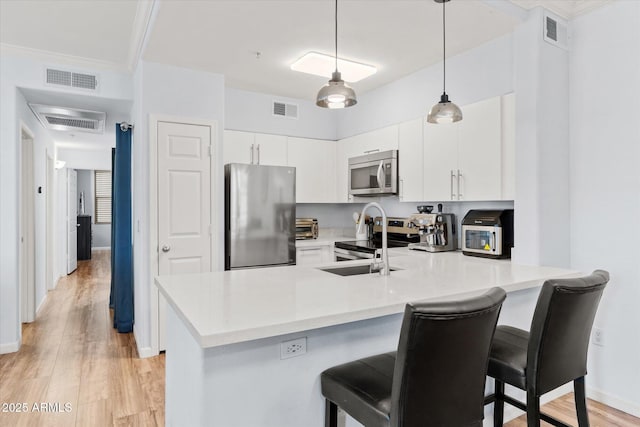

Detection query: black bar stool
(484, 270), (609, 427)
(321, 287), (507, 427)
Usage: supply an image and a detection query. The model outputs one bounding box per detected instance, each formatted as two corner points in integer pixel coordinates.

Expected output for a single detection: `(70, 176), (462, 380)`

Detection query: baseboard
(587, 386), (640, 418)
(134, 324), (158, 359)
(36, 293), (47, 314)
(0, 340), (20, 354)
(91, 246), (111, 251)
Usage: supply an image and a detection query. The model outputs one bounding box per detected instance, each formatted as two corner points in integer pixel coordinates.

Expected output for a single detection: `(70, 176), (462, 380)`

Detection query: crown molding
(0, 43), (128, 73)
(508, 0), (613, 20)
(127, 0), (159, 72)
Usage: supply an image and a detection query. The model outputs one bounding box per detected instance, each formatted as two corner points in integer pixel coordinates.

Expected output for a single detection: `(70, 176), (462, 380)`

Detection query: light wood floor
(1, 252), (638, 426)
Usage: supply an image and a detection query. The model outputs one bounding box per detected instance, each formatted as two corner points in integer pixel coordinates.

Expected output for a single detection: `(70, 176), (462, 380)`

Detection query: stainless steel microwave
(348, 149), (398, 196)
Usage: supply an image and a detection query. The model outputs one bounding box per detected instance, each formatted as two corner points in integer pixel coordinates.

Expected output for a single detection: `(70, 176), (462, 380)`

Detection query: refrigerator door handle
(250, 144), (254, 164)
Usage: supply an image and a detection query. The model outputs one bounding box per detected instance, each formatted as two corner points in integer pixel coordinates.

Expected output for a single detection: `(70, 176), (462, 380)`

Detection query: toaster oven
(296, 218), (318, 240)
(461, 209), (514, 259)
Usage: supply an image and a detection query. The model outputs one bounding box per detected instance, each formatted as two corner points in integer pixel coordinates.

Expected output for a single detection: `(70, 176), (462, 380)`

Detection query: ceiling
(1, 0), (613, 103)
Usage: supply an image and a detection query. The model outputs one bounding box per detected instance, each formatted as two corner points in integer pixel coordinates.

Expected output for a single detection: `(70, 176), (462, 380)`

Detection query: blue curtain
(110, 124), (134, 333)
(110, 147), (115, 309)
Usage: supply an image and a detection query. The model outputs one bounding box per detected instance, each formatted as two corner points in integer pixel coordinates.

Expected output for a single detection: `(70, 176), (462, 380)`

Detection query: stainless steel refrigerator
(225, 163), (296, 270)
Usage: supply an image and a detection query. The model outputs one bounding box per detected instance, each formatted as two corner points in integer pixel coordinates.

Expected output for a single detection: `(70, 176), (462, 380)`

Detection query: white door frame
(149, 114), (219, 355)
(46, 152), (55, 290)
(20, 122), (36, 323)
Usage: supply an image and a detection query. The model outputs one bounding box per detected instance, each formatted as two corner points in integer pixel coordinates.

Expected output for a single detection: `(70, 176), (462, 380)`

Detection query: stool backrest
(390, 287), (506, 427)
(527, 270), (609, 395)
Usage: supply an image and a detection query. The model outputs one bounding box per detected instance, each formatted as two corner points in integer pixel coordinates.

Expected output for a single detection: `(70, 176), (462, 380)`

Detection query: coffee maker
(407, 205), (457, 252)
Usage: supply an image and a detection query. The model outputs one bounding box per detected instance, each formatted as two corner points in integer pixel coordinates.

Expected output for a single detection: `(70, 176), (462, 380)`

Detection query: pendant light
(316, 0), (357, 109)
(427, 0), (462, 124)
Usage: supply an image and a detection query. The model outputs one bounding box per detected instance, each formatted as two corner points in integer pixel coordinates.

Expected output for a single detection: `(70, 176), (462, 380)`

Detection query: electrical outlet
(592, 327), (605, 347)
(280, 337), (307, 359)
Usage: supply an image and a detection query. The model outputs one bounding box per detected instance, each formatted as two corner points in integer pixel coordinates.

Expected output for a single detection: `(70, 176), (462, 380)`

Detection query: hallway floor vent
(273, 101), (298, 119)
(29, 104), (106, 134)
(46, 68), (99, 90)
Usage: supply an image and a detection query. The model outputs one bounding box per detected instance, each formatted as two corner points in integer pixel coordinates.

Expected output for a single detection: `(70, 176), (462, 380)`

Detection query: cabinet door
(457, 97), (502, 201)
(398, 119), (424, 202)
(296, 246), (325, 266)
(288, 137), (336, 203)
(501, 93), (516, 200)
(255, 133), (287, 166)
(423, 122), (459, 201)
(363, 125), (399, 153)
(223, 130), (254, 165)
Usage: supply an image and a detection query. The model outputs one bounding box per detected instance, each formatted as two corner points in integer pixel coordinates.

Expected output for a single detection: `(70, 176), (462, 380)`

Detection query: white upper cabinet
(423, 95), (508, 201)
(254, 133), (288, 166)
(288, 137), (336, 203)
(457, 96), (502, 201)
(223, 130), (287, 166)
(423, 121), (459, 201)
(223, 130), (254, 165)
(398, 118), (424, 202)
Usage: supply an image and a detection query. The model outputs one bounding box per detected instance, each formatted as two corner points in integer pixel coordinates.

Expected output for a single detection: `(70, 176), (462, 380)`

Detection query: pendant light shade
(427, 0), (462, 124)
(316, 0), (357, 109)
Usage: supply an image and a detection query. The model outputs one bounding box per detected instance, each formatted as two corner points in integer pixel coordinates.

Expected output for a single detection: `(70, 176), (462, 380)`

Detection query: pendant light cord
(442, 0), (446, 93)
(335, 0), (338, 73)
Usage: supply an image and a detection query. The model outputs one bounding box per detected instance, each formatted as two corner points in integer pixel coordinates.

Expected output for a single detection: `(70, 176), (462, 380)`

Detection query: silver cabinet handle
(256, 144), (261, 164)
(450, 170), (456, 200)
(376, 160), (384, 189)
(399, 178), (404, 200)
(162, 245), (171, 253)
(457, 169), (462, 200)
(250, 144), (254, 164)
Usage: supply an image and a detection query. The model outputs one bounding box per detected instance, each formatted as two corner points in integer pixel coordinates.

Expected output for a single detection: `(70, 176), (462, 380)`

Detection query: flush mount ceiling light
(291, 52), (376, 83)
(316, 0), (357, 109)
(427, 0), (463, 124)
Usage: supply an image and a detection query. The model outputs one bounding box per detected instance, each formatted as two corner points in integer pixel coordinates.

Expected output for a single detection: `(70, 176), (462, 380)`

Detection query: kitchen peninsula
(156, 250), (578, 427)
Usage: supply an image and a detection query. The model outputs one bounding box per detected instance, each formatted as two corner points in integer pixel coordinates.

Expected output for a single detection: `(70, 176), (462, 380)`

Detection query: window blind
(95, 170), (112, 224)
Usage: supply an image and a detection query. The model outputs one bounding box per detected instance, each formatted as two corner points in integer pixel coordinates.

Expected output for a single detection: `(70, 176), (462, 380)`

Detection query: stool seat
(321, 352), (395, 427)
(488, 326), (529, 390)
(320, 287), (506, 427)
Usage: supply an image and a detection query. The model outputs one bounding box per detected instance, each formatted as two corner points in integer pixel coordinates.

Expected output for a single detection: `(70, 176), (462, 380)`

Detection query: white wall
(15, 89), (56, 318)
(57, 147), (113, 171)
(132, 60), (225, 355)
(0, 53), (133, 353)
(225, 88), (337, 140)
(569, 1), (640, 415)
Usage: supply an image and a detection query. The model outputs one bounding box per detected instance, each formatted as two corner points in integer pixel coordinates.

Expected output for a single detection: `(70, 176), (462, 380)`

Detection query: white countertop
(155, 250), (579, 349)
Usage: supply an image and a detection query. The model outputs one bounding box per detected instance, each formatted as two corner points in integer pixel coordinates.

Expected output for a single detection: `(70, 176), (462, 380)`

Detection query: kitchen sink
(318, 265), (399, 277)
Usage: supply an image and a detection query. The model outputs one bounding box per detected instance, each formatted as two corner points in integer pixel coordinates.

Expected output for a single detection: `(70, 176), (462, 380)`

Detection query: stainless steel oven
(348, 150), (398, 196)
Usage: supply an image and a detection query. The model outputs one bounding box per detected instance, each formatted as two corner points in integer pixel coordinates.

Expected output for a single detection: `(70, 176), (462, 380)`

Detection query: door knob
(162, 245), (171, 253)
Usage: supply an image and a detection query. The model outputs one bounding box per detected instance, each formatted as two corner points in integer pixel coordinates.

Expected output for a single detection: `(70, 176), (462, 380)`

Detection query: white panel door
(158, 121), (212, 350)
(67, 168), (78, 274)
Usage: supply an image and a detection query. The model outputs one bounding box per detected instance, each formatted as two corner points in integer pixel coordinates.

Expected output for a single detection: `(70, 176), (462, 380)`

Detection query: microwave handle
(376, 160), (385, 189)
(491, 231), (496, 252)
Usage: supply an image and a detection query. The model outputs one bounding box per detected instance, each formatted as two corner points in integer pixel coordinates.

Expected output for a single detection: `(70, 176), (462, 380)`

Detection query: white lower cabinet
(296, 244), (333, 266)
(287, 137), (336, 203)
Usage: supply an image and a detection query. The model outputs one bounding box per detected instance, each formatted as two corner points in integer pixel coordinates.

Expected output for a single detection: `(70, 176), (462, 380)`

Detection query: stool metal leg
(494, 379), (505, 427)
(325, 399), (338, 427)
(574, 376), (590, 427)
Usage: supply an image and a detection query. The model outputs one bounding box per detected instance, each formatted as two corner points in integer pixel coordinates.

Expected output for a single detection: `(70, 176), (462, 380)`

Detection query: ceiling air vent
(29, 104), (106, 134)
(543, 12), (568, 50)
(273, 101), (298, 119)
(45, 67), (99, 90)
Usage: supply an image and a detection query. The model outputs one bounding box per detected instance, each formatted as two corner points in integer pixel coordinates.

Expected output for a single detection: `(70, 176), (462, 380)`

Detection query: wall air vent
(543, 12), (568, 50)
(45, 67), (99, 90)
(273, 101), (298, 119)
(29, 104), (105, 134)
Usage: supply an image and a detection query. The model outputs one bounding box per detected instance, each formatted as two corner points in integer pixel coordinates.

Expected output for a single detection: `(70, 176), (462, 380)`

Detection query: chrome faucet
(357, 202), (390, 276)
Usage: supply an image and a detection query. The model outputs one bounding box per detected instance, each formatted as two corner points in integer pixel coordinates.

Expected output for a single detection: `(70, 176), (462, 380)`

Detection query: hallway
(0, 251), (165, 426)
